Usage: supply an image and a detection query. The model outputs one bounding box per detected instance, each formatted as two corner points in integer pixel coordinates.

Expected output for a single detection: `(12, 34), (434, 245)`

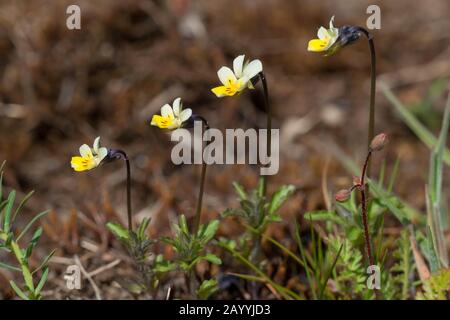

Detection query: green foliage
(425, 95), (450, 269)
(162, 215), (221, 272)
(416, 269), (450, 300)
(223, 179), (294, 231)
(327, 235), (373, 299)
(106, 218), (161, 293)
(222, 178), (295, 259)
(158, 215), (221, 299)
(0, 162), (54, 300)
(381, 81), (450, 167)
(389, 229), (414, 299)
(196, 279), (219, 300)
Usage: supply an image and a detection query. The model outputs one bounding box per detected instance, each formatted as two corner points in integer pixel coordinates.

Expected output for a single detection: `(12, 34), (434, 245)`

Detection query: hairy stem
(112, 150), (133, 231)
(358, 28), (377, 178)
(193, 117), (210, 234)
(360, 151), (375, 267)
(259, 72), (271, 198)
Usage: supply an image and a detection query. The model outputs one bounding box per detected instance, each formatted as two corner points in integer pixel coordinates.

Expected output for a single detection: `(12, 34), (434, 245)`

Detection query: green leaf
(35, 267), (49, 296)
(106, 222), (129, 241)
(256, 177), (264, 199)
(196, 279), (219, 300)
(9, 280), (29, 300)
(203, 253), (222, 265)
(137, 217), (151, 240)
(221, 208), (246, 218)
(304, 211), (344, 224)
(198, 220), (219, 242)
(268, 185), (295, 215)
(0, 161), (5, 201)
(12, 191), (34, 223)
(3, 191), (16, 232)
(16, 210), (49, 242)
(346, 226), (361, 242)
(25, 227), (43, 258)
(178, 215), (189, 235)
(153, 260), (177, 273)
(32, 249), (56, 275)
(232, 182), (247, 201)
(267, 213), (282, 223)
(0, 261), (21, 272)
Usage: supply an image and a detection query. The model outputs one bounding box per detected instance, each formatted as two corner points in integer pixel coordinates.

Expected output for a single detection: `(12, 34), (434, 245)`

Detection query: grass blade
(380, 82), (450, 166)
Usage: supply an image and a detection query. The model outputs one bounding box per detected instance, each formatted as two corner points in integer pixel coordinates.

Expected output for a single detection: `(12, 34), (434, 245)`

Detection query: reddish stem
(359, 151), (375, 267)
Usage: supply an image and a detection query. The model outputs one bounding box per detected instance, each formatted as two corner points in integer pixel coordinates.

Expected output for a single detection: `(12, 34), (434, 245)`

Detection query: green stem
(0, 231), (35, 297)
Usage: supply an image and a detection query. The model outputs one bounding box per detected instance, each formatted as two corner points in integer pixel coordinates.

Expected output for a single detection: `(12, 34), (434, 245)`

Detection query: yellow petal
(151, 114), (174, 129)
(307, 39), (329, 52)
(211, 84), (240, 98)
(71, 156), (96, 172)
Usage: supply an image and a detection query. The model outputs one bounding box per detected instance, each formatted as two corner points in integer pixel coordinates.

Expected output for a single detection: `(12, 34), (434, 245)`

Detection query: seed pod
(335, 189), (350, 202)
(370, 133), (388, 151)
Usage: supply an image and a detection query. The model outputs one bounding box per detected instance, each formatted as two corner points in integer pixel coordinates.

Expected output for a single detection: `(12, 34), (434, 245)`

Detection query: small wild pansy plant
(71, 138), (163, 294)
(151, 100), (219, 298)
(151, 97), (209, 234)
(212, 55), (277, 277)
(308, 16), (377, 176)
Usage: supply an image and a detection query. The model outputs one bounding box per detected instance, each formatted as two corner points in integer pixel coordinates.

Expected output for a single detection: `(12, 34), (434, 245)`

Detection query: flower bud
(370, 133), (388, 151)
(335, 189), (350, 202)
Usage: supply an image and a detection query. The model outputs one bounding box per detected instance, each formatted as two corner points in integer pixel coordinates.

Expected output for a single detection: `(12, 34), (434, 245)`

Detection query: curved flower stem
(193, 117), (210, 234)
(357, 27), (377, 178)
(111, 150), (133, 232)
(258, 72), (271, 198)
(359, 150), (375, 267)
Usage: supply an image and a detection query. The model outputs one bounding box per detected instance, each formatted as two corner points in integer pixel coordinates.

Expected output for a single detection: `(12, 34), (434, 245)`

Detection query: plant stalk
(113, 150), (133, 232)
(358, 28), (377, 178)
(259, 72), (271, 198)
(359, 151), (375, 267)
(193, 118), (210, 234)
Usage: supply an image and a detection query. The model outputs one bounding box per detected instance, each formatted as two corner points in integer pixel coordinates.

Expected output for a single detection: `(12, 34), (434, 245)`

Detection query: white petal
(233, 55), (245, 78)
(161, 104), (174, 118)
(97, 147), (108, 162)
(173, 97), (182, 116)
(317, 26), (329, 40)
(217, 66), (237, 86)
(180, 108), (192, 122)
(79, 144), (92, 158)
(329, 15), (335, 29)
(93, 136), (101, 154)
(242, 59), (263, 80)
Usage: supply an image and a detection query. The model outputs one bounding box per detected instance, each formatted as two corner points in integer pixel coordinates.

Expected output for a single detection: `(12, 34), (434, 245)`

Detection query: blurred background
(0, 0), (449, 298)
